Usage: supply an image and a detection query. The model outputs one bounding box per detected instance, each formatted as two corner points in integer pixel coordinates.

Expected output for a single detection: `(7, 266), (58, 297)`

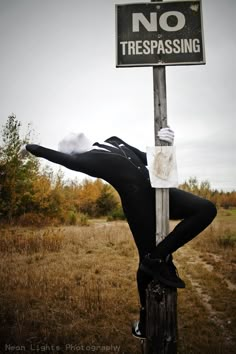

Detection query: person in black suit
(24, 129), (217, 338)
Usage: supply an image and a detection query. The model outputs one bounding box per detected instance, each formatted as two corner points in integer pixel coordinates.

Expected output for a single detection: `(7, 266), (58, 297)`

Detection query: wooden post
(141, 1), (178, 352)
(141, 61), (178, 354)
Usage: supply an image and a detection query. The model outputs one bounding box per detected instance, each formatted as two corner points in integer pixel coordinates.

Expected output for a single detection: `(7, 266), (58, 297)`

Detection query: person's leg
(132, 268), (151, 338)
(120, 183), (156, 260)
(121, 183), (156, 338)
(139, 188), (217, 288)
(136, 267), (152, 308)
(150, 188), (217, 259)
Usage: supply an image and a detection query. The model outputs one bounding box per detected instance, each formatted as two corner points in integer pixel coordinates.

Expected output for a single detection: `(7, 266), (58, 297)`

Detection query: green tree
(0, 114), (39, 222)
(96, 184), (118, 216)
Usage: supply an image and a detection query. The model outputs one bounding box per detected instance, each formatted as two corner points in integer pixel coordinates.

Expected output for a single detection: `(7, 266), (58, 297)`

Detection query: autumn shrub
(107, 206), (126, 221)
(78, 212), (90, 226)
(17, 212), (50, 227)
(66, 210), (77, 225)
(217, 232), (236, 248)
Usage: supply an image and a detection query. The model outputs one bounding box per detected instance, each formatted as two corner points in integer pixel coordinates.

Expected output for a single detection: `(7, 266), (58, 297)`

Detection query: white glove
(19, 145), (29, 158)
(157, 127), (174, 145)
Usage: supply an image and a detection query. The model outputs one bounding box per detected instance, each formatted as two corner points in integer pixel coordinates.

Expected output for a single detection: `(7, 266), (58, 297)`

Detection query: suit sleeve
(26, 144), (75, 166)
(25, 144), (127, 181)
(26, 144), (97, 175)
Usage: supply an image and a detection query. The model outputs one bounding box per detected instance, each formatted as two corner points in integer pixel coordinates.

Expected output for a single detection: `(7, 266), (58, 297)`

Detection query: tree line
(0, 114), (123, 226)
(0, 115), (235, 226)
(179, 177), (236, 209)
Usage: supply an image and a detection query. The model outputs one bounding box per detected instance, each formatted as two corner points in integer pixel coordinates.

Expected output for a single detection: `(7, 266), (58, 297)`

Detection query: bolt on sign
(116, 0), (205, 67)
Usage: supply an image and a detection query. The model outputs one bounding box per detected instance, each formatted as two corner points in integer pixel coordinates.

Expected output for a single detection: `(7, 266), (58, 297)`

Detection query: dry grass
(0, 210), (235, 353)
(173, 208), (236, 354)
(0, 222), (140, 353)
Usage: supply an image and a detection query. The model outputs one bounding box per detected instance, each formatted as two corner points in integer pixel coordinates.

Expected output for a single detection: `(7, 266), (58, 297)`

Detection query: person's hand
(157, 128), (175, 145)
(19, 144), (39, 158)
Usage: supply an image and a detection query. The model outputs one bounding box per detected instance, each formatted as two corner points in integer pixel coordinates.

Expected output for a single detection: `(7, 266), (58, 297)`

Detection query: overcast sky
(0, 0), (235, 191)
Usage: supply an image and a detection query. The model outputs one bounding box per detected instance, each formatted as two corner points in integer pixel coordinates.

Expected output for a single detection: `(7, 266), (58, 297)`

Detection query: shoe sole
(132, 333), (146, 340)
(132, 321), (146, 340)
(139, 264), (185, 289)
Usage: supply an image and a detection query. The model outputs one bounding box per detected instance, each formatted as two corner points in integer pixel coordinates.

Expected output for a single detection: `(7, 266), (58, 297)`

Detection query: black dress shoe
(139, 254), (185, 288)
(132, 321), (146, 339)
(132, 307), (146, 339)
(167, 256), (186, 288)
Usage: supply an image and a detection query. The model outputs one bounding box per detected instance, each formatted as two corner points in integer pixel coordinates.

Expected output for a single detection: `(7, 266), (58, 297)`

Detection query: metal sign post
(116, 1), (205, 353)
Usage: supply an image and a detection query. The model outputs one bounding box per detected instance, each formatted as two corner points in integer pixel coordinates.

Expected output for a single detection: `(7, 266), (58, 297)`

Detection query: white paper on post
(146, 146), (178, 188)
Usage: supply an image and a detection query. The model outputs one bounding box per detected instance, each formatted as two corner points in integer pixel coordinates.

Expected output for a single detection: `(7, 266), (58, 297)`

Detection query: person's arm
(26, 144), (76, 167)
(25, 143), (124, 180)
(26, 144), (95, 175)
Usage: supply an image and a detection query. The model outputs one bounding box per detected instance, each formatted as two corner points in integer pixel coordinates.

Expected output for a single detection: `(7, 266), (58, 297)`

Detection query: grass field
(0, 209), (235, 353)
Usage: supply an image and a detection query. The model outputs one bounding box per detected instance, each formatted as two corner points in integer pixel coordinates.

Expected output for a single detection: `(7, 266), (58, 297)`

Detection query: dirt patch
(175, 244), (236, 349)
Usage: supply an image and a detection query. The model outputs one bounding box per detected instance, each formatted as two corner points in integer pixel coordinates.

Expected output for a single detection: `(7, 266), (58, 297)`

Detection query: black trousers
(26, 143), (217, 307)
(136, 187), (217, 307)
(132, 187), (217, 260)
